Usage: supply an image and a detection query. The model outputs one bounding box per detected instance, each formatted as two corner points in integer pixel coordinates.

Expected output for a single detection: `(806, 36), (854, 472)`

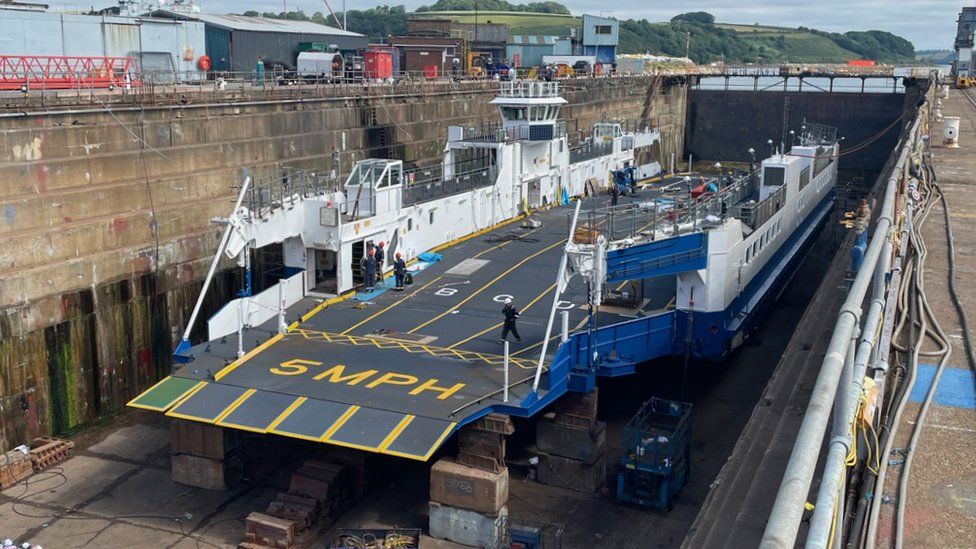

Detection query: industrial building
(389, 34), (465, 77)
(151, 11), (367, 72)
(506, 35), (572, 68)
(0, 4), (206, 81)
(580, 14), (618, 63)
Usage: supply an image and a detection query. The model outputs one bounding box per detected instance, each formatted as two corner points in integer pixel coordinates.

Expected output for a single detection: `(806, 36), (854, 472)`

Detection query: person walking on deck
(499, 303), (522, 344)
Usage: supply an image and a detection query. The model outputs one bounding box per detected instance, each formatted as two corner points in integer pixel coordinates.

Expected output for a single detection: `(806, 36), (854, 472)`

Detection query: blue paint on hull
(673, 190), (835, 361)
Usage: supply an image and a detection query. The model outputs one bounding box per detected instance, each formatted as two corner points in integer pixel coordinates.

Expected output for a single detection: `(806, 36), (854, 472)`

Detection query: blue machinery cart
(616, 398), (692, 509)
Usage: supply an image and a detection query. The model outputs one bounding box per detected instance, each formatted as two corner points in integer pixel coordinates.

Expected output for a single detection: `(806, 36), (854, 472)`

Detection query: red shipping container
(364, 49), (393, 79)
(847, 59), (876, 67)
(424, 65), (439, 79)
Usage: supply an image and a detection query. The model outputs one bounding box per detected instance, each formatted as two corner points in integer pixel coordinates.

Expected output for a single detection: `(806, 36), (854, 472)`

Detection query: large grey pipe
(760, 112), (918, 548)
(806, 248), (889, 546)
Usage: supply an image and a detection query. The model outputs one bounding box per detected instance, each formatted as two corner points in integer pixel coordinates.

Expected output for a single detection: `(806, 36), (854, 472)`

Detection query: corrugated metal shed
(0, 9), (206, 80)
(151, 10), (368, 71)
(506, 36), (562, 68)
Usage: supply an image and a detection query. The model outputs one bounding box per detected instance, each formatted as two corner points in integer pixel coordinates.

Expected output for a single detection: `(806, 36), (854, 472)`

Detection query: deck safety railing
(402, 164), (497, 206)
(245, 168), (331, 220)
(572, 170), (760, 245)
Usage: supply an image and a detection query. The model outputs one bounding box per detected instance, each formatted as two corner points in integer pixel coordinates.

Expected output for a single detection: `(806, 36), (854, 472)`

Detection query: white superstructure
(206, 82), (659, 338)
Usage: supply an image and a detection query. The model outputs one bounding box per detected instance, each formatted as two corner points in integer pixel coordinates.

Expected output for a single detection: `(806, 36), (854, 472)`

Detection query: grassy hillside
(713, 25), (865, 62)
(410, 10), (580, 36)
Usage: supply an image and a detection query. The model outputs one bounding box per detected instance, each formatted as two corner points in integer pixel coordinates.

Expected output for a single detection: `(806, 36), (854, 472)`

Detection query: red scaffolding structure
(0, 55), (140, 91)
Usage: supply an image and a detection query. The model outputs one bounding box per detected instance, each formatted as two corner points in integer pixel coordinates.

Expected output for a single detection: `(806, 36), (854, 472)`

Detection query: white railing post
(277, 279), (287, 334)
(503, 341), (510, 403)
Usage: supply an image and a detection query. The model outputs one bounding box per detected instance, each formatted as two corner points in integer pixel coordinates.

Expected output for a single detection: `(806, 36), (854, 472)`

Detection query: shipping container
(364, 48), (393, 79)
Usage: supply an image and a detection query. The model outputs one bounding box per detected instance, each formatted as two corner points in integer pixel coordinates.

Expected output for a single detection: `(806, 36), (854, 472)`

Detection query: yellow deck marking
(300, 291), (356, 323)
(382, 422), (457, 461)
(447, 282), (557, 349)
(265, 396), (307, 432)
(163, 381), (214, 422)
(407, 238), (565, 334)
(320, 405), (361, 441)
(340, 276), (443, 335)
(213, 333), (284, 381)
(292, 328), (536, 369)
(126, 376), (202, 411)
(212, 388), (256, 424)
(377, 415), (416, 451)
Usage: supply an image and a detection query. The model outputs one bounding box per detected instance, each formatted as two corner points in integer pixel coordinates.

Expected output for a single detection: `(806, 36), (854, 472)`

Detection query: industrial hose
(863, 132), (975, 548)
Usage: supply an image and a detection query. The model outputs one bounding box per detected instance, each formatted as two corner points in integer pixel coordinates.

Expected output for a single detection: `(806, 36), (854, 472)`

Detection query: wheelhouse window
(763, 166), (786, 187)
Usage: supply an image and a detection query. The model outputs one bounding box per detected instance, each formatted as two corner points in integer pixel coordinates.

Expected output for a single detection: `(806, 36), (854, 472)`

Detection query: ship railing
(735, 184), (785, 230)
(497, 80), (561, 98)
(244, 167), (332, 221)
(574, 169), (759, 244)
(606, 246), (707, 280)
(569, 140), (614, 163)
(402, 165), (497, 206)
(459, 120), (568, 143)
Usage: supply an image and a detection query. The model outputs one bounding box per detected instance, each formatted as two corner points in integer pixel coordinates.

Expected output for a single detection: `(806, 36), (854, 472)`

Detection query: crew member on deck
(361, 249), (376, 292)
(374, 242), (386, 286)
(393, 252), (406, 291)
(499, 303), (522, 344)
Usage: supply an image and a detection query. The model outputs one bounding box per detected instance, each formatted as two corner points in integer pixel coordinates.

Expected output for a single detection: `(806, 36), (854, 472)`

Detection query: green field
(410, 10), (580, 37)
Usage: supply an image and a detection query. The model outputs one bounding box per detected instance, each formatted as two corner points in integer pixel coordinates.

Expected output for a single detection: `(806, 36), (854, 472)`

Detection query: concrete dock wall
(0, 76), (686, 451)
(684, 88), (919, 171)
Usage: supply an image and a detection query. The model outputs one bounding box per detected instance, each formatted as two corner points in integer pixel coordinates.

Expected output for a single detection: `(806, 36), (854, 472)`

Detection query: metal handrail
(759, 87), (928, 549)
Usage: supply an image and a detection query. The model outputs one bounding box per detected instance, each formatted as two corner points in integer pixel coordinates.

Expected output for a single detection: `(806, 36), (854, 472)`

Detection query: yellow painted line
(320, 405), (361, 441)
(407, 239), (565, 334)
(378, 415), (417, 451)
(950, 212), (976, 219)
(300, 290), (356, 324)
(212, 332), (284, 381)
(427, 212), (528, 256)
(126, 376), (203, 412)
(157, 380), (207, 412)
(382, 422), (458, 462)
(340, 276), (443, 335)
(447, 282), (557, 349)
(213, 420), (271, 434)
(265, 396), (307, 432)
(212, 388), (256, 424)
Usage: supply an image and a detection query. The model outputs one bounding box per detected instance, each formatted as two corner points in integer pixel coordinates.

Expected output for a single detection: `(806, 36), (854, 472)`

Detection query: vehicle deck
(129, 184), (689, 460)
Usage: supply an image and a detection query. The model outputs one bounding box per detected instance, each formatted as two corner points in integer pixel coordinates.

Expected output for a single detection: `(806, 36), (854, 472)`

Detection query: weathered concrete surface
(873, 89), (976, 549)
(0, 76), (688, 452)
(685, 86), (922, 171)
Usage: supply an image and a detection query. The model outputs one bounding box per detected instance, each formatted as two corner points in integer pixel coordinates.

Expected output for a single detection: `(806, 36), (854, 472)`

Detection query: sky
(55, 1), (966, 50)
